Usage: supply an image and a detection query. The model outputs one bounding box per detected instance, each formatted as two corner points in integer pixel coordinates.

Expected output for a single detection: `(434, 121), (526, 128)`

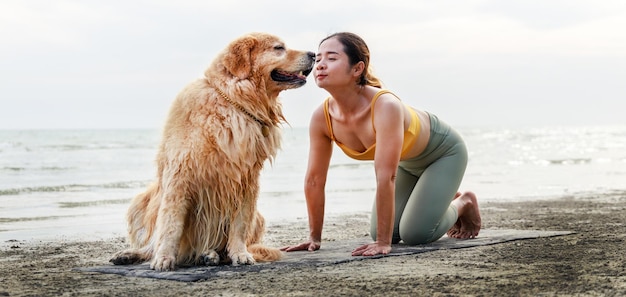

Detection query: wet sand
(1, 191), (624, 296)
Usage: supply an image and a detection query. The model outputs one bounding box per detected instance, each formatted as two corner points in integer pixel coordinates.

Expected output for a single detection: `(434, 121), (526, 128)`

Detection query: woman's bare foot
(446, 192), (463, 237)
(447, 191), (481, 239)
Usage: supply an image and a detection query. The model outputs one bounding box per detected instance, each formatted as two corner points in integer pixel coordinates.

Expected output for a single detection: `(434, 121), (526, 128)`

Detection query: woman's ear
(353, 61), (365, 76)
(353, 61), (365, 82)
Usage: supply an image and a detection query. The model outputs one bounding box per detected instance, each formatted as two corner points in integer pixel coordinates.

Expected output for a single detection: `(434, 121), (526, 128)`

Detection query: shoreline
(1, 192), (625, 296)
(2, 188), (620, 244)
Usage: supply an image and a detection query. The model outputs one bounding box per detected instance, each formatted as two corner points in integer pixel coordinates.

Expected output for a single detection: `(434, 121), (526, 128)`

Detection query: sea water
(1, 125), (625, 242)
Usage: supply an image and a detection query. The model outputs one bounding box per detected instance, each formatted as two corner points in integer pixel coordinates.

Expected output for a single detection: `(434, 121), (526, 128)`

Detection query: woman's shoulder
(364, 86), (397, 100)
(369, 88), (403, 106)
(308, 102), (333, 140)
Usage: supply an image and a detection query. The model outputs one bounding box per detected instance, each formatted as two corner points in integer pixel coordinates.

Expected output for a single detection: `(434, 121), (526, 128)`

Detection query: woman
(281, 32), (481, 257)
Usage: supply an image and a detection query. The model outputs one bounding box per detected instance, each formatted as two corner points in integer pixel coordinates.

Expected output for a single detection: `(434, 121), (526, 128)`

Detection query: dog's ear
(222, 35), (258, 80)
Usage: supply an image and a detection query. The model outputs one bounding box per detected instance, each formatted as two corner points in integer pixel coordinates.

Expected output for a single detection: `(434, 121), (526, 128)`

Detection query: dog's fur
(109, 33), (314, 271)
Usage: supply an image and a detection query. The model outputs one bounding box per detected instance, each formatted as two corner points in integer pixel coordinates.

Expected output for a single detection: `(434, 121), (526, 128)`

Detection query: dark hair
(320, 32), (382, 88)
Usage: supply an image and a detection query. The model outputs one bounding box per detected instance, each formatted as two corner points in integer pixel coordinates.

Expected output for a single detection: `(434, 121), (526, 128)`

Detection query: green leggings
(370, 113), (468, 245)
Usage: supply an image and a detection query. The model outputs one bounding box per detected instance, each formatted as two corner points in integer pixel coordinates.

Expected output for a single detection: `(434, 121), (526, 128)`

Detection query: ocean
(1, 125), (625, 242)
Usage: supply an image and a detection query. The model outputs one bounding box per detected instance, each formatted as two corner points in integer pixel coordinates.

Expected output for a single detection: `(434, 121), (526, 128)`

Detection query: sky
(1, 0), (625, 130)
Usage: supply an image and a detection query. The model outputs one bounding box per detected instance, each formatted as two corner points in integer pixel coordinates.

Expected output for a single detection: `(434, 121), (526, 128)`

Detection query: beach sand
(1, 192), (624, 297)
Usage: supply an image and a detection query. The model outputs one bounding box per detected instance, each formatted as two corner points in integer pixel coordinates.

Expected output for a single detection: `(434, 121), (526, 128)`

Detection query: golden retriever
(109, 32), (314, 271)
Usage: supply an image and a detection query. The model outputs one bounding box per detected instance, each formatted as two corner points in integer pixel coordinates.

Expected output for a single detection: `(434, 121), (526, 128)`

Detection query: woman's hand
(280, 240), (321, 252)
(351, 241), (392, 256)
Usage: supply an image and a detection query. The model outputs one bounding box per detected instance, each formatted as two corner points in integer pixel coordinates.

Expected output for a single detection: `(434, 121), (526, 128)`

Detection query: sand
(1, 191), (624, 297)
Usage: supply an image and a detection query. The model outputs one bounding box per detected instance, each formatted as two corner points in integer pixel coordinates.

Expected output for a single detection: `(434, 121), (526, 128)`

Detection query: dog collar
(214, 87), (271, 137)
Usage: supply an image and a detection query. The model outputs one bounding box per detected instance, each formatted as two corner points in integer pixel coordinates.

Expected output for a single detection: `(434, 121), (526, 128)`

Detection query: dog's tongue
(272, 70), (304, 82)
(278, 70), (298, 79)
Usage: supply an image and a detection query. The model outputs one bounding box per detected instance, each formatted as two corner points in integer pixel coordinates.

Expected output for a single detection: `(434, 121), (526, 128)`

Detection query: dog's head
(213, 33), (315, 94)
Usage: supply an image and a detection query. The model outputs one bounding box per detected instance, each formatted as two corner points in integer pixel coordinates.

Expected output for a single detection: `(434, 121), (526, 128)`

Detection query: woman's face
(314, 37), (357, 89)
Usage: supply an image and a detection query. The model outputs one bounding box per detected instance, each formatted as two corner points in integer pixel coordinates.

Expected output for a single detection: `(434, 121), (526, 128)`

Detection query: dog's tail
(248, 244), (283, 262)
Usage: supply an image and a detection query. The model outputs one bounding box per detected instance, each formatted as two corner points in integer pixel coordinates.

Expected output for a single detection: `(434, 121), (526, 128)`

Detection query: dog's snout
(307, 51), (315, 61)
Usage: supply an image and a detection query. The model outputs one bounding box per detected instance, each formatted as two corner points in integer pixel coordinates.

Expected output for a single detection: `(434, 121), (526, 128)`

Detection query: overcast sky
(1, 0), (624, 130)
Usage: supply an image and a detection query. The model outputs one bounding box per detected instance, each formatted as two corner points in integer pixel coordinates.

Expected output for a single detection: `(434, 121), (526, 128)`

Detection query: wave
(0, 215), (81, 223)
(1, 166), (73, 172)
(41, 143), (156, 151)
(0, 181), (151, 196)
(0, 129), (160, 152)
(547, 158), (592, 165)
(326, 187), (376, 193)
(508, 158), (598, 166)
(329, 163), (373, 170)
(541, 158), (593, 165)
(261, 190), (299, 198)
(1, 167), (26, 172)
(58, 198), (131, 208)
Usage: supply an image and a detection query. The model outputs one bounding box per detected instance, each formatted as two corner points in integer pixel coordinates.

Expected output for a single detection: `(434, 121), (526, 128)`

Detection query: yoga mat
(76, 229), (574, 282)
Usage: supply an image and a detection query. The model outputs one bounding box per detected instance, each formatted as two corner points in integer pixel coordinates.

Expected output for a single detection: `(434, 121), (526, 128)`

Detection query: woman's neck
(326, 85), (369, 113)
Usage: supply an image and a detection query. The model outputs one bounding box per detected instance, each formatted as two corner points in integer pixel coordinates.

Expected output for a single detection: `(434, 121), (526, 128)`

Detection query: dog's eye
(274, 45), (285, 51)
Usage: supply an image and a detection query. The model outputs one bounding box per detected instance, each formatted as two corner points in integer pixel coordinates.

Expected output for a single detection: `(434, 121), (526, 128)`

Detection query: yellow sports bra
(323, 90), (420, 161)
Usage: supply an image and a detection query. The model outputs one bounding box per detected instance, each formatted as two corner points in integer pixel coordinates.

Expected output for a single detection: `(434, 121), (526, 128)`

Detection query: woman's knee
(399, 229), (440, 245)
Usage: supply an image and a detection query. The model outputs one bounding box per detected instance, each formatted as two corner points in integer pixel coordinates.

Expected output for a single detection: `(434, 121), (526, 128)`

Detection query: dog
(109, 32), (314, 271)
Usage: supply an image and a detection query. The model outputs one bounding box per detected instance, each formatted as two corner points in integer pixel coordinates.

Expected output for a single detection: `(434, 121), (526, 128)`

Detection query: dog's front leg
(227, 203), (256, 265)
(151, 193), (189, 271)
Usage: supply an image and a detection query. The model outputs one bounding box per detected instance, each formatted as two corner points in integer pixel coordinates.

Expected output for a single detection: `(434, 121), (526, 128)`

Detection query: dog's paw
(150, 255), (176, 271)
(230, 251), (256, 266)
(109, 250), (145, 265)
(200, 250), (220, 266)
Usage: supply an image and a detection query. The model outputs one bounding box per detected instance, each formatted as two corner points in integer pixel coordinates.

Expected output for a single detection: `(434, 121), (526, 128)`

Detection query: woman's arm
(281, 106), (333, 252)
(304, 106), (333, 244)
(352, 94), (404, 256)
